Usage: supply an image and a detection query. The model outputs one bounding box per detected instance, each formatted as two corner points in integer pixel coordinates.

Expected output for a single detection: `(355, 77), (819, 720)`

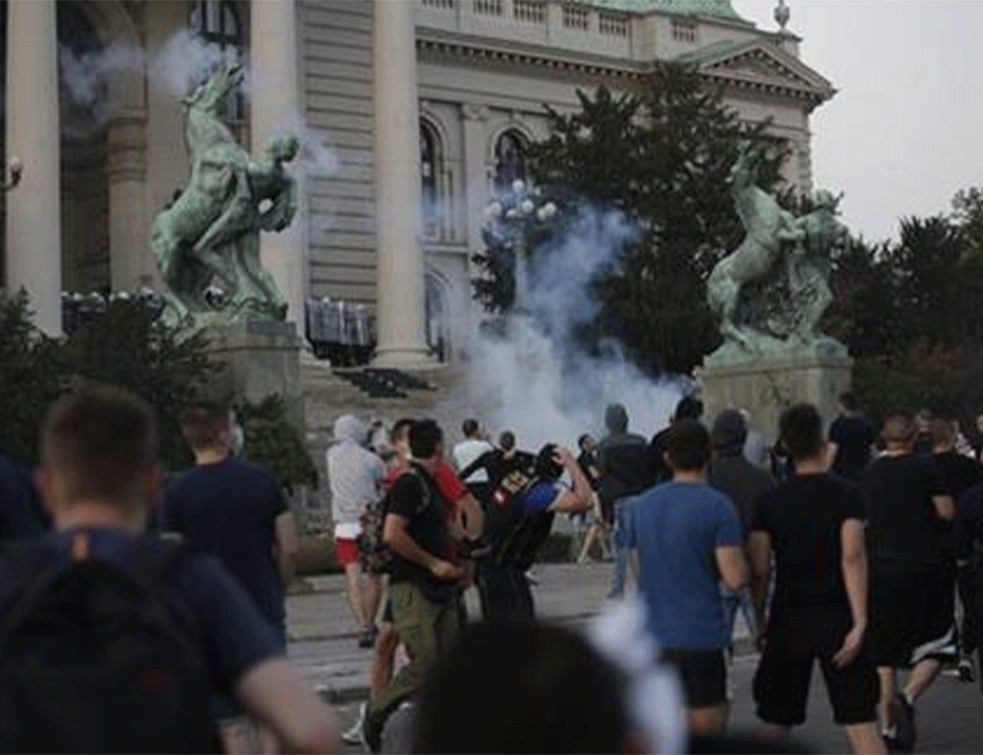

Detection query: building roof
(585, 0), (747, 22)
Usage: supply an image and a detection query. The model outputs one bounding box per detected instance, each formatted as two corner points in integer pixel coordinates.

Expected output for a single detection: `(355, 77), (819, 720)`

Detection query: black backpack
(0, 534), (217, 754)
(485, 468), (556, 571)
(357, 467), (430, 575)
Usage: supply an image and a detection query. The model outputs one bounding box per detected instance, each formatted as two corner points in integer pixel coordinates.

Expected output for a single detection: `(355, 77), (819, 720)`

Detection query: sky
(730, 0), (983, 244)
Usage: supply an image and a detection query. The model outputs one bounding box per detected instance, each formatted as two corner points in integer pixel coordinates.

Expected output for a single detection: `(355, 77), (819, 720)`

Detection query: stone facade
(2, 0), (834, 363)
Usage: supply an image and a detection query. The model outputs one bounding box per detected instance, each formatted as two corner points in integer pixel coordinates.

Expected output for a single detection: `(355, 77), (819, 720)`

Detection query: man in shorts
(750, 404), (884, 754)
(20, 386), (339, 753)
(623, 420), (747, 735)
(863, 412), (955, 753)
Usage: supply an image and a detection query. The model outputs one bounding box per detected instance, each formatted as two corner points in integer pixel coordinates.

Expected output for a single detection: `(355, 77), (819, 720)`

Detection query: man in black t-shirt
(827, 392), (877, 482)
(862, 413), (955, 753)
(750, 404), (882, 755)
(362, 419), (464, 753)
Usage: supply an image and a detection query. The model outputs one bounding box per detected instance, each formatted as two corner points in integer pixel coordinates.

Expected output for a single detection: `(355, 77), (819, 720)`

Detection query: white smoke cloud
(150, 29), (227, 99)
(443, 204), (685, 452)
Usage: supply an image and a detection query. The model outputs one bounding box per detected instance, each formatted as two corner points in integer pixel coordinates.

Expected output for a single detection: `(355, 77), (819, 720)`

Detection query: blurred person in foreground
(0, 386), (338, 753)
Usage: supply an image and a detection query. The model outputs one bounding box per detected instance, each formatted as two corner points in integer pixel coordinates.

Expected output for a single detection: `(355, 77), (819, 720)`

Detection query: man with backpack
(343, 417), (483, 747)
(361, 419), (471, 753)
(0, 386), (339, 754)
(477, 444), (592, 623)
(163, 401), (300, 754)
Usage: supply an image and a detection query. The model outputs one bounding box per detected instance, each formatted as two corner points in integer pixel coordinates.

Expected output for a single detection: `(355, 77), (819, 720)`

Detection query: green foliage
(61, 299), (221, 470)
(824, 208), (983, 422)
(235, 395), (318, 495)
(0, 291), (63, 464)
(0, 295), (317, 494)
(476, 61), (790, 374)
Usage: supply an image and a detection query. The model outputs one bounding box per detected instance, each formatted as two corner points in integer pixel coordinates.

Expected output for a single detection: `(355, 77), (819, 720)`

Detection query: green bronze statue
(706, 146), (849, 364)
(151, 63), (299, 330)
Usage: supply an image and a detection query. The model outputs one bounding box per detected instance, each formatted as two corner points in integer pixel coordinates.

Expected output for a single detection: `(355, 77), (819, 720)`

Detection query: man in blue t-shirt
(623, 419), (747, 736)
(8, 386), (338, 753)
(162, 401), (299, 753)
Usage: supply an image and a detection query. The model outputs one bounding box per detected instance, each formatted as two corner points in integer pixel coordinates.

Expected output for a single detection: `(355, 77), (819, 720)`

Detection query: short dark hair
(391, 417), (415, 444)
(180, 401), (231, 450)
(839, 391), (857, 411)
(42, 386), (158, 507)
(605, 404), (628, 434)
(414, 622), (631, 754)
(673, 395), (704, 422)
(577, 433), (593, 451)
(462, 419), (480, 438)
(665, 419), (711, 472)
(410, 419), (443, 459)
(499, 431), (516, 452)
(779, 404), (825, 462)
(534, 444), (563, 481)
(882, 412), (916, 445)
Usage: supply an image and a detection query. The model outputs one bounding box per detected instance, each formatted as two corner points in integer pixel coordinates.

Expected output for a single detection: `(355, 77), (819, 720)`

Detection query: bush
(0, 293), (317, 494)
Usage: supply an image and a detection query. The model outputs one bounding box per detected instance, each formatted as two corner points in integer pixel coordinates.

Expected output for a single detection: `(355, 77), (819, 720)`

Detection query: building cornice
(417, 32), (834, 108)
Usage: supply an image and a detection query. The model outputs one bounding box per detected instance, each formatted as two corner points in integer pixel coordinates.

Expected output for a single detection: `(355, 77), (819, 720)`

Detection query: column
(251, 0), (306, 326)
(461, 103), (491, 252)
(372, 0), (430, 367)
(107, 114), (149, 291)
(5, 0), (61, 334)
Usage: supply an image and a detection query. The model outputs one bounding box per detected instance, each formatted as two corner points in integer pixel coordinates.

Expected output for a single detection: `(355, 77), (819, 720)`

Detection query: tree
(476, 61), (789, 374)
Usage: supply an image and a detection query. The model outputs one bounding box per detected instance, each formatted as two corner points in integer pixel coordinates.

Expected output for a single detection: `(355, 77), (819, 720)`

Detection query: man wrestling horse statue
(706, 145), (806, 351)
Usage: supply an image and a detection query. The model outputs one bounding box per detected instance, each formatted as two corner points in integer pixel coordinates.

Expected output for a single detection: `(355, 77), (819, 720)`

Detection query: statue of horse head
(182, 61), (244, 113)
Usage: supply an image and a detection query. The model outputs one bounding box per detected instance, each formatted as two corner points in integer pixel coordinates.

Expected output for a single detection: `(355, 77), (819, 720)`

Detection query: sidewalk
(286, 561), (755, 703)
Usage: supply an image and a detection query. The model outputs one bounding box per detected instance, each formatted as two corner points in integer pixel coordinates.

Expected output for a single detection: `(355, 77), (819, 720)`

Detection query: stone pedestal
(204, 319), (304, 427)
(697, 354), (853, 443)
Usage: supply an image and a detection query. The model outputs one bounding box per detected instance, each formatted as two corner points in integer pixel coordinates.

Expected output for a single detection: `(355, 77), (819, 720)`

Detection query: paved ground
(287, 561), (983, 753)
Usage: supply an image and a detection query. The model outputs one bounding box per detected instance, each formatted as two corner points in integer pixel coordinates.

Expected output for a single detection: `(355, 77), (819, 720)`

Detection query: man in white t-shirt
(327, 414), (385, 649)
(452, 419), (495, 505)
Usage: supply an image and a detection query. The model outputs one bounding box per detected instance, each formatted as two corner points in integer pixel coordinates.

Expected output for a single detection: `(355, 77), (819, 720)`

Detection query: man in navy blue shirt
(11, 386), (338, 753)
(623, 419), (747, 736)
(163, 401), (299, 753)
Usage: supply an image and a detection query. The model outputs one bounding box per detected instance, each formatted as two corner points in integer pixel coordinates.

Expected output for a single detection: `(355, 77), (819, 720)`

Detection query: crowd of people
(1, 382), (983, 754)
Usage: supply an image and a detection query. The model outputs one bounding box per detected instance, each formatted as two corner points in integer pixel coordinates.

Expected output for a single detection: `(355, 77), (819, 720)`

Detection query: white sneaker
(342, 702), (366, 746)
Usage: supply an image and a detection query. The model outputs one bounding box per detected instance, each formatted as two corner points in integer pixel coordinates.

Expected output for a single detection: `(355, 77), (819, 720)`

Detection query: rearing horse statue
(706, 146), (804, 350)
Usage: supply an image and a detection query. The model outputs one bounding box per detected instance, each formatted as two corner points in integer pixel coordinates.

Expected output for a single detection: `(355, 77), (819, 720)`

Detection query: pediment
(680, 40), (835, 102)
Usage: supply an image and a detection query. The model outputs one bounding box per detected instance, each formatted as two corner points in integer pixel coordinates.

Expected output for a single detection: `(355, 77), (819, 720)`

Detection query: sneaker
(342, 703), (366, 746)
(959, 657), (976, 683)
(358, 626), (377, 649)
(525, 570), (540, 585)
(892, 693), (916, 753)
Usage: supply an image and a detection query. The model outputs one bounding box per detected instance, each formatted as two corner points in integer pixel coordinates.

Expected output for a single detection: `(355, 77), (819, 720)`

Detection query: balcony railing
(417, 0), (635, 59)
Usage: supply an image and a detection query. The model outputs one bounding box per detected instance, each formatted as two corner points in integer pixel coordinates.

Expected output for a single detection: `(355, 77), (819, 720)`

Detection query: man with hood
(598, 404), (653, 600)
(707, 409), (774, 638)
(327, 414), (386, 648)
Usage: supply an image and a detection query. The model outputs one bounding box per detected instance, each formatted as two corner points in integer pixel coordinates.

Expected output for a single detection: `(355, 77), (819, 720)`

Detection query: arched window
(189, 0), (244, 120)
(494, 130), (527, 195)
(420, 123), (438, 235)
(425, 272), (448, 362)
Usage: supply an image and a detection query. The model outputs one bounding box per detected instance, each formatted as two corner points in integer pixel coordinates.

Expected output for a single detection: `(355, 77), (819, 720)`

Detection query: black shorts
(754, 606), (879, 727)
(870, 567), (957, 668)
(661, 648), (728, 708)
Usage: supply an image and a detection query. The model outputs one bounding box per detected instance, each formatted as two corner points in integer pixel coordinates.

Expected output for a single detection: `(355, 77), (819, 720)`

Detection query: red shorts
(335, 538), (359, 568)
